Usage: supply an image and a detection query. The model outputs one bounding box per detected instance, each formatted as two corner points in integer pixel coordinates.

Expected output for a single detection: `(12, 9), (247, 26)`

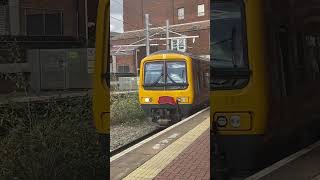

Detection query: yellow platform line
(123, 117), (210, 180)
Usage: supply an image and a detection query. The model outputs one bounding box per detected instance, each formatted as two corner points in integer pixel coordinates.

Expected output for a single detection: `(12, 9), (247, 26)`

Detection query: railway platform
(110, 108), (210, 180)
(246, 140), (320, 180)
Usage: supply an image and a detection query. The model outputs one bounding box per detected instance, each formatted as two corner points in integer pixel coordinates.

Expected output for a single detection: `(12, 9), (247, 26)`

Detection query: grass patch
(0, 92), (145, 179)
(110, 93), (146, 125)
(0, 95), (106, 180)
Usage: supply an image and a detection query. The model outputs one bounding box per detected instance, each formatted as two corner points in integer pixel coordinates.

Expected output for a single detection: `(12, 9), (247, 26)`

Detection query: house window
(178, 8), (184, 20)
(26, 12), (63, 35)
(118, 65), (130, 73)
(171, 38), (186, 52)
(198, 4), (205, 16)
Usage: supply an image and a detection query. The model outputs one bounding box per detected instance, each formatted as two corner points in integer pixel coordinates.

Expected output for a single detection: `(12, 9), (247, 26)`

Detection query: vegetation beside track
(0, 95), (106, 180)
(110, 92), (146, 125)
(0, 89), (144, 179)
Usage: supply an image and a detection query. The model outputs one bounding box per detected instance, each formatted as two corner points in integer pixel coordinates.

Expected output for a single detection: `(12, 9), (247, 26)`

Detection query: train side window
(198, 63), (203, 88)
(305, 35), (320, 81)
(278, 27), (293, 96)
(200, 63), (206, 88)
(104, 9), (110, 88)
(203, 70), (209, 88)
(296, 33), (305, 66)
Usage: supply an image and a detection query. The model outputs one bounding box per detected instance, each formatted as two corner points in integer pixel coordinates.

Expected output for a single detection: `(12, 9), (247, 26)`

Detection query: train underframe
(141, 104), (192, 126)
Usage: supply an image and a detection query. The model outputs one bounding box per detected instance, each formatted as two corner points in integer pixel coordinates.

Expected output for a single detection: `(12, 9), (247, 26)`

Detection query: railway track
(110, 106), (209, 158)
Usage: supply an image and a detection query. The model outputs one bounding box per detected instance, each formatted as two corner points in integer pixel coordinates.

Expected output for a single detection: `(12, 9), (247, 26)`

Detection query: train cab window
(211, 1), (246, 68)
(143, 61), (188, 90)
(210, 0), (249, 90)
(166, 62), (187, 84)
(144, 62), (165, 87)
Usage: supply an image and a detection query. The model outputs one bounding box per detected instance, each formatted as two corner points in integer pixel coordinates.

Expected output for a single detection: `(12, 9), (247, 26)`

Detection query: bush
(0, 95), (106, 180)
(110, 93), (146, 125)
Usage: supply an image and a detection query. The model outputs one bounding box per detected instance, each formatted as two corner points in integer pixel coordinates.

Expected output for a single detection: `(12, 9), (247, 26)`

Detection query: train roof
(150, 50), (209, 61)
(150, 50), (190, 56)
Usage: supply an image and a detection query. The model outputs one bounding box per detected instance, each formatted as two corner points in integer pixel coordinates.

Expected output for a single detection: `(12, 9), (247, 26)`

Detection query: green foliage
(110, 93), (146, 125)
(0, 37), (28, 92)
(0, 72), (29, 91)
(0, 37), (26, 64)
(0, 95), (106, 180)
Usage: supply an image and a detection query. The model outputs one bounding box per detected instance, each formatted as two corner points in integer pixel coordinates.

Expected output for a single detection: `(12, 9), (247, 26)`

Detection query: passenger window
(104, 8), (110, 88)
(305, 35), (320, 81)
(278, 27), (293, 96)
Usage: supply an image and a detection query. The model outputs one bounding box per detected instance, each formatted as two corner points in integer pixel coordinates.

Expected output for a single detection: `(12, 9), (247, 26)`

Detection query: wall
(123, 0), (210, 31)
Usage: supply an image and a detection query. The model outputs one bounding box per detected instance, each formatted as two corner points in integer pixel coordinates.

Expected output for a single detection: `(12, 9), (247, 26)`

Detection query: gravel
(110, 119), (158, 151)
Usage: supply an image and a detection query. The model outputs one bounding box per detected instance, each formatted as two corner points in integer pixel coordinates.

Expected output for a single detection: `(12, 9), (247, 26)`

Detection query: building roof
(150, 50), (190, 56)
(150, 50), (209, 61)
(111, 20), (209, 41)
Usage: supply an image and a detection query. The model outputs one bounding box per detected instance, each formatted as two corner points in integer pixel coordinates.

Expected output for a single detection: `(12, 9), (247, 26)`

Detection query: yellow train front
(211, 0), (320, 179)
(139, 50), (209, 126)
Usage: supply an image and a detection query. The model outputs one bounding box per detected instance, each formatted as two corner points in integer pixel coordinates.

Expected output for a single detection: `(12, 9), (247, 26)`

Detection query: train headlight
(144, 97), (152, 103)
(177, 97), (188, 103)
(216, 116), (227, 127)
(230, 115), (241, 128)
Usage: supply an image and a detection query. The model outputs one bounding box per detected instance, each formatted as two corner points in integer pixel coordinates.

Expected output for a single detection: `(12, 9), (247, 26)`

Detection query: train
(93, 0), (109, 157)
(139, 50), (209, 126)
(211, 0), (320, 179)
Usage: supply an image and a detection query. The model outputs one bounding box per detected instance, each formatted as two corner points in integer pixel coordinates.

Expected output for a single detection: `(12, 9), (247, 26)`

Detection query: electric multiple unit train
(211, 0), (320, 178)
(93, 0), (320, 179)
(93, 0), (109, 156)
(139, 50), (209, 126)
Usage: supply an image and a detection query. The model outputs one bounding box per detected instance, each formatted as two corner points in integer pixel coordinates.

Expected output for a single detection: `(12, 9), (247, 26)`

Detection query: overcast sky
(110, 0), (124, 33)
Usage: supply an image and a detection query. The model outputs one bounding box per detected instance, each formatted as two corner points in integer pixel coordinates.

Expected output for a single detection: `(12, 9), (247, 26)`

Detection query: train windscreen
(210, 1), (249, 90)
(144, 61), (188, 90)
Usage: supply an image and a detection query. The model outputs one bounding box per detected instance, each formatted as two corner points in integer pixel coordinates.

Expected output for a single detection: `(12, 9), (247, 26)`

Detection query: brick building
(0, 0), (99, 47)
(111, 0), (210, 75)
(0, 0), (99, 93)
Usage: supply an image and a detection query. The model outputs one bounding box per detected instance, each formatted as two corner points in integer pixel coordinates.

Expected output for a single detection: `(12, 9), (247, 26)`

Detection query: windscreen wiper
(211, 79), (231, 85)
(144, 73), (164, 87)
(166, 74), (188, 86)
(212, 38), (232, 46)
(166, 74), (178, 84)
